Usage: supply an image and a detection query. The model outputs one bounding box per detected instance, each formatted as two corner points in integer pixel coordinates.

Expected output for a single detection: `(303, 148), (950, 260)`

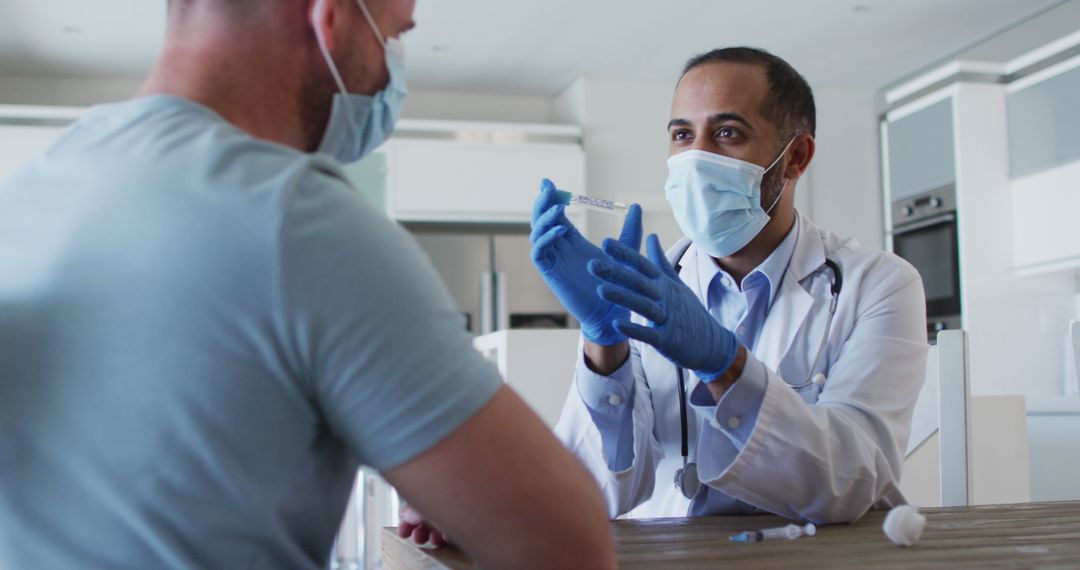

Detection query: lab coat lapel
(756, 213), (826, 371)
(677, 242), (705, 301)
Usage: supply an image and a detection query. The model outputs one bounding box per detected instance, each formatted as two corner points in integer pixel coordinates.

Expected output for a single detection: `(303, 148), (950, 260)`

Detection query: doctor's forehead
(669, 62), (771, 128)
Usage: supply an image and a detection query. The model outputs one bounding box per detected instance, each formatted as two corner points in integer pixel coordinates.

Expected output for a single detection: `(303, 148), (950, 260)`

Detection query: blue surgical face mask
(313, 0), (407, 164)
(664, 138), (796, 257)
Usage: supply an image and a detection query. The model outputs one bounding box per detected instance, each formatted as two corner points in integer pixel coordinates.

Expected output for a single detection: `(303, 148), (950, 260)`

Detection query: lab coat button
(737, 326), (747, 337)
(722, 277), (733, 288)
(608, 394), (622, 406)
(727, 416), (741, 429)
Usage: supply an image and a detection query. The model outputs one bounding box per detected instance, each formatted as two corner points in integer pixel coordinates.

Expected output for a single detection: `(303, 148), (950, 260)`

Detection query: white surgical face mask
(664, 138), (796, 257)
(313, 0), (408, 164)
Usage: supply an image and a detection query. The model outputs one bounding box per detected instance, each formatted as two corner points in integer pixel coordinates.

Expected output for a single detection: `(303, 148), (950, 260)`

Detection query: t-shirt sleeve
(278, 161), (503, 471)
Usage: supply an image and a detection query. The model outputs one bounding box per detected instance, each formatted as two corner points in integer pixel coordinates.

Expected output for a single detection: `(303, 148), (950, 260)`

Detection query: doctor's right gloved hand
(530, 178), (643, 346)
(588, 234), (739, 381)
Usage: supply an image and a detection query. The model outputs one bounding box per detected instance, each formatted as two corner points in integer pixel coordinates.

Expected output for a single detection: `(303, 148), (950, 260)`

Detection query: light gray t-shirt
(0, 96), (502, 569)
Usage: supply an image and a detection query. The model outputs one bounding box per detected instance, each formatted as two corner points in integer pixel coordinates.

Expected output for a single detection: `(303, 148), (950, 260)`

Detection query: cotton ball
(883, 505), (926, 547)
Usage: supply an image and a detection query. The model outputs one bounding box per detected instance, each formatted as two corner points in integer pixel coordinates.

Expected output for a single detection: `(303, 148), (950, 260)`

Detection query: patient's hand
(397, 504), (452, 547)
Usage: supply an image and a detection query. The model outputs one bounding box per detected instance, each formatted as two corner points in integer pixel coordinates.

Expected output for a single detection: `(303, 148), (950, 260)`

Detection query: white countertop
(1027, 396), (1080, 415)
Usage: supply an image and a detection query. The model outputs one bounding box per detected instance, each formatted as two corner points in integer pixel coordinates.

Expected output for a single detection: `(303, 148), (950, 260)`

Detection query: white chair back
(904, 330), (974, 507)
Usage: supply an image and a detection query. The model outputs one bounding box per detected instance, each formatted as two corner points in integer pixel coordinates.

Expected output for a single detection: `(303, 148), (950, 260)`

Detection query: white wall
(551, 77), (682, 247)
(804, 89), (884, 250)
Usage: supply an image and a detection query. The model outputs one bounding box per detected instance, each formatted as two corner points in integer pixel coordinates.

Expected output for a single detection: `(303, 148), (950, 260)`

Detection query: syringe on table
(729, 523), (817, 544)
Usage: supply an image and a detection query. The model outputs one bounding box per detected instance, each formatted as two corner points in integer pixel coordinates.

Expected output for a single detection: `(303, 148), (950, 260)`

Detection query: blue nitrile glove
(530, 178), (643, 346)
(586, 234), (739, 381)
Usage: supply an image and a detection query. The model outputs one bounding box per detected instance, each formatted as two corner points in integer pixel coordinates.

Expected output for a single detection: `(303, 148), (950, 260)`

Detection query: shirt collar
(754, 215), (800, 308)
(696, 215), (801, 309)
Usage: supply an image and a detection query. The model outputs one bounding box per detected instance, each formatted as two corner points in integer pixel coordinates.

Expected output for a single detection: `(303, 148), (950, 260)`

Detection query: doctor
(530, 47), (928, 523)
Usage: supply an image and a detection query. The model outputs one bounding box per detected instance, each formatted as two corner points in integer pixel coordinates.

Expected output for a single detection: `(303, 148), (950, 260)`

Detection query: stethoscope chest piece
(672, 363), (701, 500)
(674, 460), (700, 500)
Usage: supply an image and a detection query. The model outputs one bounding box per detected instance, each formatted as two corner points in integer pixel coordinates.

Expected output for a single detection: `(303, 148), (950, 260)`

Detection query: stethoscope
(670, 244), (843, 500)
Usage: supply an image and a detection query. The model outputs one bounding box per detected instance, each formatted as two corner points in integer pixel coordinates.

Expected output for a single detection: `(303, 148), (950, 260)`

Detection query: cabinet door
(1028, 412), (1080, 501)
(1012, 159), (1080, 269)
(886, 98), (956, 201)
(1007, 59), (1080, 179)
(1008, 60), (1080, 271)
(390, 139), (586, 223)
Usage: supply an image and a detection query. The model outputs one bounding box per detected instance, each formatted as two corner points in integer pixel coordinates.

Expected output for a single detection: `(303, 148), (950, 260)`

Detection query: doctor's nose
(690, 137), (722, 155)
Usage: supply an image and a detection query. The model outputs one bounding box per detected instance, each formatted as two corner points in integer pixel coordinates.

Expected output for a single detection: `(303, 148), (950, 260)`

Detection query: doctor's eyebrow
(666, 113), (755, 132)
(707, 113), (755, 130)
(667, 118), (692, 131)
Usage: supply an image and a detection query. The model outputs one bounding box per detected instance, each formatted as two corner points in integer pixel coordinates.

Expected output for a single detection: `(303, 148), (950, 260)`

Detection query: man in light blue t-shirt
(0, 1), (614, 568)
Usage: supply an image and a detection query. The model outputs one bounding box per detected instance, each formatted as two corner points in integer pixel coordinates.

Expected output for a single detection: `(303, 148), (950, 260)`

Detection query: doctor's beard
(759, 159), (787, 213)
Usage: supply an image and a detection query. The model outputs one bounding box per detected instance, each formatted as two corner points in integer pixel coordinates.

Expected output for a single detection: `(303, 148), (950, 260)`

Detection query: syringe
(729, 523), (816, 544)
(554, 190), (628, 214)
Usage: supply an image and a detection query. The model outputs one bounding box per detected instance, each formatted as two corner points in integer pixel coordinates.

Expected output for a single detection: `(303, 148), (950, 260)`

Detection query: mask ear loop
(355, 0), (388, 49)
(762, 136), (799, 216)
(313, 0), (350, 97)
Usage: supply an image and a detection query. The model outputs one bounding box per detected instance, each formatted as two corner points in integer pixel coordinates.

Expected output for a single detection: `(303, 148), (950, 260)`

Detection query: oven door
(892, 213), (962, 339)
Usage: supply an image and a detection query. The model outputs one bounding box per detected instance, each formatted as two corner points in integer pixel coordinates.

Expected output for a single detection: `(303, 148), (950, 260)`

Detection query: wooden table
(383, 501), (1080, 569)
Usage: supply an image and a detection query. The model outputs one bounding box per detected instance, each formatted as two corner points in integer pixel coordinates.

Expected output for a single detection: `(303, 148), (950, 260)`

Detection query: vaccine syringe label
(573, 195), (617, 210)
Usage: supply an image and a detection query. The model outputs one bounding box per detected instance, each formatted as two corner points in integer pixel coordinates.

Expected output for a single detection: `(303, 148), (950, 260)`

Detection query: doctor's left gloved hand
(587, 234), (739, 382)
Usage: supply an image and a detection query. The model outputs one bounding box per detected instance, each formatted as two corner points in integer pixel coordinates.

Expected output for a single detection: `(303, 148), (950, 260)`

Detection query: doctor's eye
(670, 128), (694, 142)
(715, 126), (742, 141)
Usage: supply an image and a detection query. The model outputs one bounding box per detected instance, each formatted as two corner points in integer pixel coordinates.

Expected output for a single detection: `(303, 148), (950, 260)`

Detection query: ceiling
(0, 0), (1073, 96)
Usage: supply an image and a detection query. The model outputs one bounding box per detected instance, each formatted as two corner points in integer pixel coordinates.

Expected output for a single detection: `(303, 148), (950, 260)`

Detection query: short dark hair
(681, 47), (816, 139)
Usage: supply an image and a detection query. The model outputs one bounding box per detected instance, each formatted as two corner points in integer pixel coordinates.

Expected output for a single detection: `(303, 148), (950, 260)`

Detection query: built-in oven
(890, 185), (961, 343)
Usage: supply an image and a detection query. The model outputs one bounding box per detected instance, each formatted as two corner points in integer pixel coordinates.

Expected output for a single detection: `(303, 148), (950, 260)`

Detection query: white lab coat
(555, 212), (928, 524)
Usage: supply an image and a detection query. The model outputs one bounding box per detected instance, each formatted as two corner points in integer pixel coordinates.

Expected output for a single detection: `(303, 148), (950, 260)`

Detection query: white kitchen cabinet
(1012, 159), (1080, 273)
(885, 97), (956, 201)
(473, 329), (580, 428)
(1007, 57), (1080, 179)
(387, 139), (586, 224)
(1008, 56), (1080, 275)
(1027, 398), (1080, 501)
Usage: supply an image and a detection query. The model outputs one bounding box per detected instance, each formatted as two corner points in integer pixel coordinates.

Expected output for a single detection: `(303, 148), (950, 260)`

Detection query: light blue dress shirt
(0, 96), (502, 569)
(577, 219), (800, 512)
